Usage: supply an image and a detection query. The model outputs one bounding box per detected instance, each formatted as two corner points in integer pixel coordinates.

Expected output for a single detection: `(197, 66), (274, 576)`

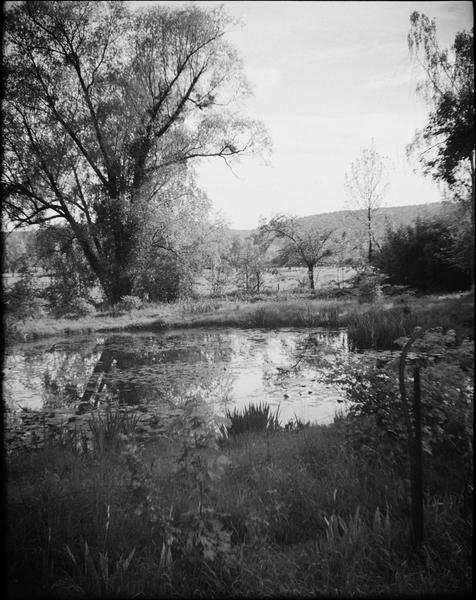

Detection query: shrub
(331, 328), (473, 489)
(117, 295), (143, 312)
(66, 297), (96, 317)
(348, 267), (385, 304)
(4, 271), (45, 319)
(374, 216), (471, 293)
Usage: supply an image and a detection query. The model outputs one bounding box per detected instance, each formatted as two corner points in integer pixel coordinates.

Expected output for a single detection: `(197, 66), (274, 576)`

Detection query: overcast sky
(133, 1), (473, 229)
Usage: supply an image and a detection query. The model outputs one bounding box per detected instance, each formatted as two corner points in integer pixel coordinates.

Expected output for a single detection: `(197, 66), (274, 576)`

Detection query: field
(193, 265), (356, 296)
(2, 265), (356, 299)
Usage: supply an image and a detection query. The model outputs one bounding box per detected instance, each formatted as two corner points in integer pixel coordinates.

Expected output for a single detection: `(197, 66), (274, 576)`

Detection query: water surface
(4, 327), (348, 428)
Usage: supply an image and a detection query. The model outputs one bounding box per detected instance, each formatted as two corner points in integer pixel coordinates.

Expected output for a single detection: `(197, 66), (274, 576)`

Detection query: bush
(4, 271), (45, 319)
(67, 297), (96, 317)
(332, 328), (473, 486)
(374, 216), (471, 293)
(348, 267), (385, 304)
(117, 295), (143, 312)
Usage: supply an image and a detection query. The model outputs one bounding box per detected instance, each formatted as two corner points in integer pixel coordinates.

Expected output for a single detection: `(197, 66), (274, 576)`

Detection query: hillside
(229, 201), (446, 241)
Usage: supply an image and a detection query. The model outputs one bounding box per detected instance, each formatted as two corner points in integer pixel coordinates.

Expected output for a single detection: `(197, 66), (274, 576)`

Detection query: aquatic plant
(223, 401), (281, 437)
(88, 408), (142, 454)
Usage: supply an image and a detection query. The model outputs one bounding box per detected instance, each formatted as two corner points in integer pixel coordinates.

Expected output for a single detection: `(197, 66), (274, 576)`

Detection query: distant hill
(227, 201), (449, 264)
(228, 201), (446, 241)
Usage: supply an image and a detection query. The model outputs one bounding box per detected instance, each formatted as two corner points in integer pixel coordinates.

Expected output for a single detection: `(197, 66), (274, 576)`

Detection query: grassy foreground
(6, 290), (474, 347)
(6, 416), (472, 598)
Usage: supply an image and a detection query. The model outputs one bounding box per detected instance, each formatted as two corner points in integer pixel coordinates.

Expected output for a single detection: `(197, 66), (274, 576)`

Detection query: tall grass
(88, 408), (142, 454)
(346, 293), (474, 350)
(346, 307), (410, 350)
(6, 415), (472, 597)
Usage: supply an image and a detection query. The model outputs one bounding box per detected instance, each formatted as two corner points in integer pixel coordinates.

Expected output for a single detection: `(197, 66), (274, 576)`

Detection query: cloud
(245, 66), (283, 92)
(358, 70), (417, 91)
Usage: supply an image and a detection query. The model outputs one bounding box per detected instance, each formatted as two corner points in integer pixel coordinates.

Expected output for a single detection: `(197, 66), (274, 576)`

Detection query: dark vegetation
(374, 213), (472, 292)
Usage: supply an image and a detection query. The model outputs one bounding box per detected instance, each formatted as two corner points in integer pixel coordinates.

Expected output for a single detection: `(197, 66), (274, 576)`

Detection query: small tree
(345, 142), (389, 263)
(259, 215), (333, 291)
(229, 234), (268, 294)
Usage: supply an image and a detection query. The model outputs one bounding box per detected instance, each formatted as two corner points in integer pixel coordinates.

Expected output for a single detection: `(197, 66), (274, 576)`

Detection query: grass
(345, 290), (474, 350)
(6, 288), (473, 346)
(6, 414), (472, 597)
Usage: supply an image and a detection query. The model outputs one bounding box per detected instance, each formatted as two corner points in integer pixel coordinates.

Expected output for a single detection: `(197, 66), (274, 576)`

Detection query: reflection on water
(3, 327), (348, 426)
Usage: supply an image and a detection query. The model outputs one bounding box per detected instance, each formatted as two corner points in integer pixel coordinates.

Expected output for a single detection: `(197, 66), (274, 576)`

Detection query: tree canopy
(259, 215), (334, 290)
(408, 12), (474, 228)
(2, 1), (268, 303)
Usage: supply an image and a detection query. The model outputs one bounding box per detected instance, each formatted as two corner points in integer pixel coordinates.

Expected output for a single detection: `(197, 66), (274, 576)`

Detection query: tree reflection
(12, 332), (235, 412)
(271, 330), (348, 382)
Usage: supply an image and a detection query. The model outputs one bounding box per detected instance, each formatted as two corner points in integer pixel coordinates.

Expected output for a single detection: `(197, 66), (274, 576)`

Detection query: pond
(3, 327), (349, 449)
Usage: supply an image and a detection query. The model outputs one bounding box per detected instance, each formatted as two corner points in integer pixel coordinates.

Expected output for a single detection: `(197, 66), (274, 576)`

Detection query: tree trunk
(68, 216), (134, 306)
(470, 149), (475, 288)
(307, 265), (315, 290)
(368, 207), (373, 263)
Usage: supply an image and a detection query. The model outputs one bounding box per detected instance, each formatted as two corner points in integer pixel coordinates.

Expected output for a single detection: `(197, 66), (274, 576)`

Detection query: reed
(88, 408), (142, 454)
(223, 401), (281, 437)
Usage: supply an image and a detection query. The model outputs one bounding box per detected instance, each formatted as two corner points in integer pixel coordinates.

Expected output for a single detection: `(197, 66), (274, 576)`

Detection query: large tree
(344, 142), (389, 264)
(407, 12), (474, 280)
(2, 1), (268, 303)
(259, 215), (333, 290)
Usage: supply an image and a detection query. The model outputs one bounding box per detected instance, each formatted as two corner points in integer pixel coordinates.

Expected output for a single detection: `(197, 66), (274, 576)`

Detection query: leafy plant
(56, 540), (136, 597)
(328, 327), (473, 487)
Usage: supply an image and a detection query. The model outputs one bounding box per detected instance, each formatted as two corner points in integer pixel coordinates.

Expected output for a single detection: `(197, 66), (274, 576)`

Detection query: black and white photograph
(3, 1), (473, 597)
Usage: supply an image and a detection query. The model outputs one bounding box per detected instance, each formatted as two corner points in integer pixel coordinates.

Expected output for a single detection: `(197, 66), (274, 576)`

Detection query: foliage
(408, 13), (474, 193)
(228, 234), (269, 294)
(329, 328), (473, 480)
(3, 1), (268, 304)
(66, 297), (96, 317)
(408, 13), (474, 283)
(346, 306), (410, 351)
(3, 268), (46, 320)
(35, 224), (99, 310)
(348, 265), (386, 304)
(374, 215), (471, 292)
(130, 174), (217, 301)
(6, 410), (473, 597)
(259, 214), (334, 290)
(88, 408), (143, 455)
(58, 541), (136, 597)
(1, 229), (36, 274)
(117, 295), (143, 312)
(344, 141), (389, 263)
(223, 402), (281, 437)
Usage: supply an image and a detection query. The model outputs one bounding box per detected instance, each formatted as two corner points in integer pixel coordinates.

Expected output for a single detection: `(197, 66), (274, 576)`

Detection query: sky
(135, 1), (474, 229)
